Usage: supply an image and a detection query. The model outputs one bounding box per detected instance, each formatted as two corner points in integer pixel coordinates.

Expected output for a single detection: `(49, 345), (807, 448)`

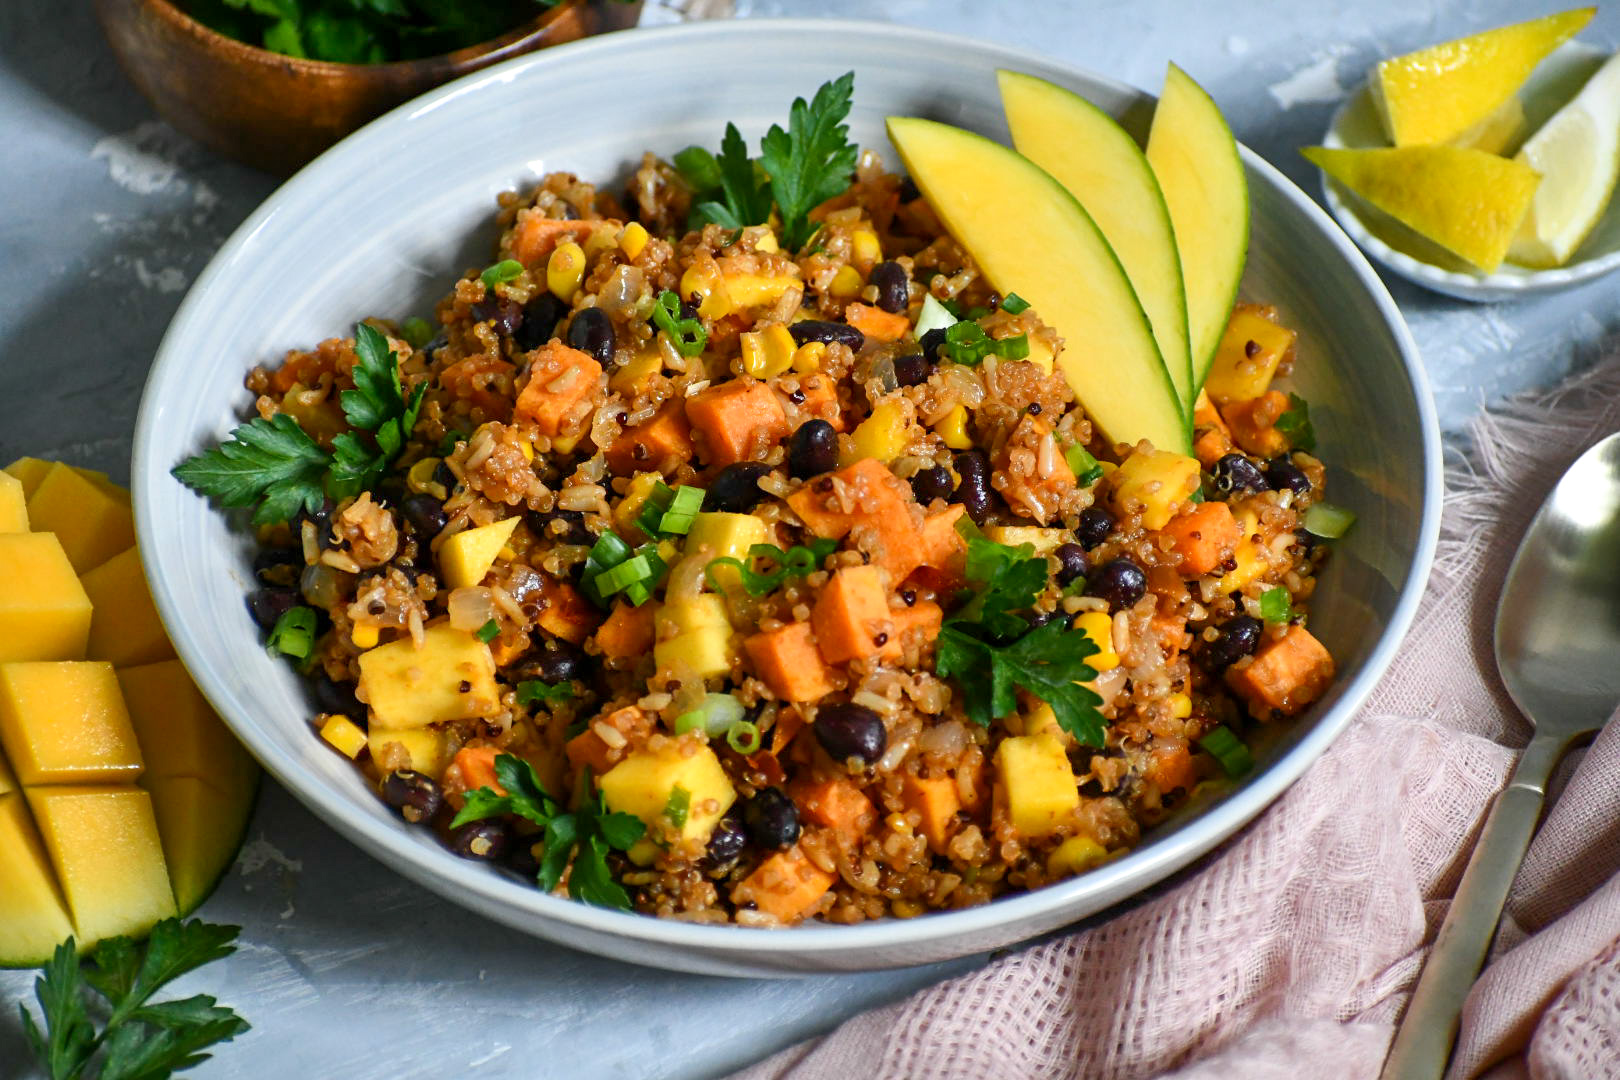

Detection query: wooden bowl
(92, 0), (643, 174)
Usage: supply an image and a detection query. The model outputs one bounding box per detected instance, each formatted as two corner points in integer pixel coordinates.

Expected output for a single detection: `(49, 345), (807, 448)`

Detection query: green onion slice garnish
(726, 719), (763, 754)
(266, 606), (318, 662)
(1258, 586), (1292, 624)
(1000, 292), (1030, 314)
(1302, 502), (1356, 539)
(480, 259), (523, 288)
(1198, 726), (1254, 778)
(475, 618), (500, 643)
(704, 538), (837, 597)
(1064, 444), (1104, 486)
(651, 289), (707, 357)
(664, 785), (692, 829)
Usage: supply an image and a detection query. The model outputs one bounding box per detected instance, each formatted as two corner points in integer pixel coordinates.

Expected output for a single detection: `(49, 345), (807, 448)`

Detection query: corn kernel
(619, 221), (649, 261)
(851, 228), (882, 271)
(407, 457), (448, 500)
(828, 264), (863, 298)
(740, 324), (797, 379)
(792, 341), (826, 374)
(517, 436), (534, 462)
(851, 401), (908, 463)
(351, 622), (380, 649)
(320, 715), (368, 759)
(755, 230), (780, 254)
(1168, 692), (1192, 719)
(1047, 836), (1109, 877)
(547, 241), (586, 302)
(681, 261), (734, 319)
(551, 433), (581, 455)
(1073, 612), (1120, 670)
(935, 405), (971, 450)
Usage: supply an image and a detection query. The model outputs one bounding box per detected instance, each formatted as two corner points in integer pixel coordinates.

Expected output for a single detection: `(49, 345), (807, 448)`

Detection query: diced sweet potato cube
(744, 622), (836, 703)
(1145, 743), (1197, 796)
(514, 342), (602, 438)
(1226, 624), (1335, 717)
(511, 213), (599, 267)
(566, 706), (650, 776)
(788, 459), (925, 580)
(902, 774), (961, 854)
(879, 600), (943, 660)
(536, 577), (601, 644)
(918, 505), (966, 569)
(685, 379), (789, 466)
(795, 375), (843, 431)
(605, 400), (694, 475)
(1193, 426), (1236, 468)
(843, 302), (910, 343)
(811, 566), (890, 664)
(1163, 502), (1241, 578)
(790, 776), (875, 841)
(731, 845), (835, 923)
(594, 600), (655, 660)
(451, 745), (503, 795)
(1221, 390), (1290, 459)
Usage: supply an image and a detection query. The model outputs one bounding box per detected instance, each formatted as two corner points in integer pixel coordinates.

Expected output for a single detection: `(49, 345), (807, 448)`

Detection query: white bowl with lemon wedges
(1308, 8), (1620, 302)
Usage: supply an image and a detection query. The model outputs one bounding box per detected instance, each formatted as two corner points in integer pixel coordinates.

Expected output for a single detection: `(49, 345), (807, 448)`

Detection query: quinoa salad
(176, 74), (1348, 926)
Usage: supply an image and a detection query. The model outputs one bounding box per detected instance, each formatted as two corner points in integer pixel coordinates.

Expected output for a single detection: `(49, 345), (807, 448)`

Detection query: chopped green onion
(704, 539), (837, 597)
(595, 554), (656, 597)
(1001, 292), (1030, 315)
(995, 334), (1030, 360)
(940, 321), (1031, 365)
(664, 785), (691, 829)
(401, 317), (434, 348)
(480, 259), (523, 288)
(673, 146), (723, 192)
(659, 485), (705, 535)
(1064, 444), (1104, 486)
(914, 293), (958, 339)
(635, 481), (677, 537)
(1198, 726), (1254, 778)
(726, 719), (763, 754)
(516, 679), (572, 706)
(674, 712), (706, 736)
(475, 618), (500, 643)
(581, 530), (636, 607)
(266, 606), (317, 662)
(675, 693), (745, 737)
(1303, 503), (1357, 539)
(651, 290), (707, 357)
(1259, 586), (1292, 624)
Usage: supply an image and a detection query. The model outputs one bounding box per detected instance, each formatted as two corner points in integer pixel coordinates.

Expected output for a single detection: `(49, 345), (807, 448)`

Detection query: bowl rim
(1318, 40), (1620, 298)
(133, 17), (1442, 963)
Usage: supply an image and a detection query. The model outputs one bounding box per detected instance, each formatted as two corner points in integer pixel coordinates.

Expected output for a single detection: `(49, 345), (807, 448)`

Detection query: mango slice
(145, 776), (256, 916)
(24, 463), (135, 573)
(0, 533), (93, 662)
(438, 517), (519, 589)
(82, 546), (177, 668)
(118, 660), (258, 793)
(0, 661), (144, 786)
(0, 472), (26, 533)
(0, 794), (75, 969)
(26, 786), (176, 944)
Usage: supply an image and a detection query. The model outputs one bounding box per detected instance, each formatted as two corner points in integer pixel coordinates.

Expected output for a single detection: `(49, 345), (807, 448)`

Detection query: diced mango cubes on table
(0, 533), (92, 662)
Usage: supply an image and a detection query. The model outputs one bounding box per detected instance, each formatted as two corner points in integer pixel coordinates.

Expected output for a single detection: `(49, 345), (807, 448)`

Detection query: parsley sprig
(1275, 393), (1316, 452)
(935, 537), (1106, 746)
(21, 919), (249, 1080)
(328, 323), (428, 497)
(453, 755), (645, 910)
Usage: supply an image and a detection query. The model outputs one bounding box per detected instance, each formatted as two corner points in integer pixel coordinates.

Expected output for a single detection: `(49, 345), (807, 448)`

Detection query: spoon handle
(1380, 732), (1567, 1080)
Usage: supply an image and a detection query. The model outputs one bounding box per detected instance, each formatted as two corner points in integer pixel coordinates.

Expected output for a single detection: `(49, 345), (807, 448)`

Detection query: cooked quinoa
(232, 148), (1337, 927)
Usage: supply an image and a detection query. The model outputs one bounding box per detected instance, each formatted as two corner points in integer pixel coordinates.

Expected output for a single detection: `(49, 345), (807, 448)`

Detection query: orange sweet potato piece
(1226, 624), (1335, 717)
(811, 565), (890, 664)
(795, 374), (843, 431)
(1193, 427), (1235, 468)
(786, 459), (923, 578)
(732, 845), (835, 923)
(605, 400), (693, 475)
(515, 342), (602, 438)
(566, 706), (650, 775)
(685, 379), (790, 466)
(1193, 389), (1230, 436)
(879, 600), (943, 661)
(902, 774), (961, 854)
(1146, 743), (1197, 796)
(452, 746), (503, 794)
(918, 505), (966, 566)
(843, 302), (910, 343)
(595, 601), (655, 660)
(746, 711), (806, 787)
(565, 730), (615, 777)
(537, 576), (601, 644)
(1163, 502), (1241, 578)
(744, 622), (837, 703)
(790, 776), (875, 841)
(1220, 390), (1290, 459)
(511, 214), (599, 267)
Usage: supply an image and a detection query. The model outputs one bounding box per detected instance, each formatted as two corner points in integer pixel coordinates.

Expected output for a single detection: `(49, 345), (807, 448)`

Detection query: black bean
(247, 587), (298, 630)
(910, 465), (954, 505)
(789, 320), (864, 351)
(893, 352), (932, 387)
(380, 770), (444, 825)
(514, 293), (568, 351)
(742, 787), (800, 850)
(418, 332), (448, 362)
(471, 295), (523, 337)
(1294, 528), (1318, 556)
(1212, 454), (1268, 495)
(704, 811), (748, 871)
(1199, 615), (1263, 672)
(705, 462), (772, 513)
(401, 493), (447, 539)
(525, 507), (593, 546)
(516, 639), (589, 684)
(433, 460), (458, 491)
(788, 419), (839, 479)
(313, 674), (362, 719)
(952, 449), (994, 524)
(1053, 543), (1088, 586)
(1075, 506), (1115, 550)
(252, 546), (301, 579)
(552, 201), (580, 221)
(871, 261), (909, 314)
(506, 839), (542, 877)
(450, 819), (512, 861)
(1266, 456), (1312, 496)
(1085, 557), (1147, 610)
(813, 703), (887, 766)
(566, 307), (616, 366)
(919, 327), (947, 363)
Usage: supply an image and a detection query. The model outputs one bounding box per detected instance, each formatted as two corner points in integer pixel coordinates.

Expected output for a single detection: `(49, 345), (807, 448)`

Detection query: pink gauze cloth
(731, 359), (1620, 1080)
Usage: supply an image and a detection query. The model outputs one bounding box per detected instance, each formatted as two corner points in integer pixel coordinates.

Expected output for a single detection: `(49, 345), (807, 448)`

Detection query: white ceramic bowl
(1319, 40), (1620, 302)
(134, 19), (1441, 977)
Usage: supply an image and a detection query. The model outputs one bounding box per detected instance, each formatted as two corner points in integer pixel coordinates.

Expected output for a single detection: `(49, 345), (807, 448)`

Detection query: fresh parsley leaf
(1275, 393), (1316, 452)
(1259, 586), (1293, 624)
(328, 323), (427, 497)
(693, 123), (773, 232)
(475, 618), (500, 644)
(400, 316), (434, 348)
(21, 941), (96, 1080)
(937, 619), (1105, 745)
(758, 71), (858, 250)
(569, 791), (647, 910)
(953, 537), (1048, 639)
(171, 413), (331, 526)
(672, 145), (723, 194)
(515, 679), (573, 707)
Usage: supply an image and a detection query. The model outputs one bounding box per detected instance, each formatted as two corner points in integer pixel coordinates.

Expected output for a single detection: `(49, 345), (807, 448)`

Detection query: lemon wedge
(1302, 146), (1540, 272)
(1507, 51), (1620, 269)
(1450, 95), (1526, 156)
(1373, 8), (1593, 147)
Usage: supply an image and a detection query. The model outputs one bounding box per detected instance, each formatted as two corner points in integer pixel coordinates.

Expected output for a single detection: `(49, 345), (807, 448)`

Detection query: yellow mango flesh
(600, 739), (736, 845)
(0, 748), (13, 795)
(685, 512), (768, 561)
(145, 776), (256, 915)
(0, 794), (76, 968)
(886, 116), (1188, 455)
(1147, 63), (1250, 398)
(981, 525), (1069, 555)
(0, 472), (26, 532)
(0, 661), (144, 786)
(994, 733), (1080, 838)
(653, 595), (734, 679)
(366, 727), (451, 776)
(438, 517), (519, 589)
(118, 660), (258, 793)
(1218, 508), (1269, 593)
(26, 786), (176, 944)
(82, 546), (177, 668)
(0, 532), (93, 662)
(25, 463), (136, 573)
(1205, 309), (1295, 405)
(356, 624), (500, 729)
(1000, 69), (1194, 418)
(1111, 448), (1201, 530)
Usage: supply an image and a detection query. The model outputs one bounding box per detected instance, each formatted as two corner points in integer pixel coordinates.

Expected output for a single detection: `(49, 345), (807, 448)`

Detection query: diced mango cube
(981, 525), (1069, 554)
(1047, 835), (1110, 877)
(0, 748), (14, 796)
(599, 738), (736, 845)
(0, 661), (144, 785)
(320, 715), (368, 759)
(685, 512), (768, 562)
(0, 794), (75, 968)
(0, 472), (26, 532)
(1073, 612), (1120, 671)
(653, 596), (735, 680)
(117, 660), (257, 793)
(994, 732), (1079, 838)
(367, 727), (451, 777)
(25, 463), (135, 573)
(356, 624), (500, 730)
(438, 517), (520, 589)
(27, 786), (176, 944)
(145, 775), (256, 915)
(1111, 448), (1201, 530)
(1205, 307), (1295, 405)
(1216, 508), (1268, 593)
(81, 546), (176, 668)
(0, 533), (93, 662)
(721, 270), (802, 310)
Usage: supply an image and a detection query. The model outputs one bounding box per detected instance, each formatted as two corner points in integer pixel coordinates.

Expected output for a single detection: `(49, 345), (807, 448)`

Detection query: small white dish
(1319, 40), (1620, 302)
